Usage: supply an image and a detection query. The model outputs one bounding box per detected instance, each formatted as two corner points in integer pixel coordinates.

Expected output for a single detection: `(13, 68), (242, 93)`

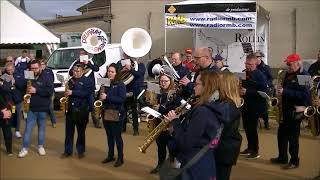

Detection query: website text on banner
(165, 13), (256, 29)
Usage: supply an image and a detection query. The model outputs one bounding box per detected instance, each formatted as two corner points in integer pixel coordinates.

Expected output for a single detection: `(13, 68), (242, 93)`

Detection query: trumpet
(23, 80), (32, 112)
(138, 96), (194, 153)
(94, 86), (105, 120)
(59, 80), (70, 113)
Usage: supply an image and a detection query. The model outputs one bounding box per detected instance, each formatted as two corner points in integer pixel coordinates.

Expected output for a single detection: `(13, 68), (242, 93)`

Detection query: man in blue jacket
(270, 53), (311, 169)
(240, 53), (268, 159)
(171, 52), (190, 78)
(18, 60), (54, 158)
(121, 53), (145, 135)
(255, 51), (273, 130)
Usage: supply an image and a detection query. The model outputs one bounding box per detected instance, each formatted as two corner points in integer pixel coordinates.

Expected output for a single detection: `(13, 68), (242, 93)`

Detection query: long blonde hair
(218, 72), (242, 108)
(159, 73), (175, 92)
(194, 71), (220, 106)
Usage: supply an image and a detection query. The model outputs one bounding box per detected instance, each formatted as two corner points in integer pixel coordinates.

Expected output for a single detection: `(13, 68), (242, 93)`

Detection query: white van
(46, 44), (123, 103)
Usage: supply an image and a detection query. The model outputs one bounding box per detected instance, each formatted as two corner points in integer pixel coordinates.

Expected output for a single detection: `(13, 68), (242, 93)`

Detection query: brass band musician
(270, 53), (311, 169)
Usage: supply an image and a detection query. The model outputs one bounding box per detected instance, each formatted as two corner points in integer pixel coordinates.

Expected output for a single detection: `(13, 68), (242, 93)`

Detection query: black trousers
(277, 112), (303, 165)
(0, 120), (12, 153)
(216, 163), (232, 180)
(104, 120), (124, 158)
(242, 111), (259, 153)
(260, 103), (269, 126)
(155, 131), (171, 166)
(124, 96), (138, 131)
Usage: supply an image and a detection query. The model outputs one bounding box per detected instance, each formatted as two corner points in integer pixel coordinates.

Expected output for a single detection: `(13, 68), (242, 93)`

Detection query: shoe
(282, 163), (299, 170)
(133, 130), (139, 136)
(78, 153), (85, 159)
(52, 123), (57, 128)
(60, 153), (72, 159)
(150, 165), (161, 174)
(18, 148), (28, 158)
(270, 157), (288, 165)
(38, 146), (46, 156)
(15, 131), (22, 138)
(7, 152), (13, 156)
(239, 149), (252, 156)
(246, 152), (260, 159)
(114, 158), (124, 167)
(101, 156), (115, 164)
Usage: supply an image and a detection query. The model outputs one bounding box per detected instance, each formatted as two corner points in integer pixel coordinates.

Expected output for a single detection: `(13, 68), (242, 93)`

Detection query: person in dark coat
(0, 78), (14, 156)
(100, 63), (127, 167)
(270, 53), (311, 169)
(214, 54), (230, 72)
(40, 59), (57, 128)
(121, 54), (146, 135)
(18, 60), (54, 158)
(61, 64), (91, 159)
(69, 50), (100, 128)
(179, 47), (219, 98)
(165, 71), (222, 180)
(214, 72), (243, 180)
(171, 52), (190, 78)
(240, 53), (268, 159)
(149, 73), (182, 174)
(308, 49), (320, 76)
(255, 51), (273, 130)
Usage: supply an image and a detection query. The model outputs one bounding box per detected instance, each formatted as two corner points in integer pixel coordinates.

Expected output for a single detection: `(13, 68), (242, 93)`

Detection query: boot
(101, 155), (115, 164)
(114, 157), (124, 167)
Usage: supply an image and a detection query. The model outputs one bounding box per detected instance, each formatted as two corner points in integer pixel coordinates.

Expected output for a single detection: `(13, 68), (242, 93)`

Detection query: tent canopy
(0, 0), (60, 44)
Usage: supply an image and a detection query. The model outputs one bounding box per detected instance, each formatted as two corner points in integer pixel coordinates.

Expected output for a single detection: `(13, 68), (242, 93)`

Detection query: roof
(77, 0), (111, 12)
(41, 13), (112, 26)
(0, 0), (60, 44)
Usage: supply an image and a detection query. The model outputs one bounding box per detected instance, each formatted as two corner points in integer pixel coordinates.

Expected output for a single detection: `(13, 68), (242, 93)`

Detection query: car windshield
(47, 48), (106, 69)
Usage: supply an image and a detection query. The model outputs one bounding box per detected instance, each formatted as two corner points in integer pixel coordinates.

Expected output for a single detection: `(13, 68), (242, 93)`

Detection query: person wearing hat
(182, 48), (197, 72)
(270, 53), (310, 169)
(214, 54), (229, 72)
(254, 51), (273, 130)
(308, 49), (320, 76)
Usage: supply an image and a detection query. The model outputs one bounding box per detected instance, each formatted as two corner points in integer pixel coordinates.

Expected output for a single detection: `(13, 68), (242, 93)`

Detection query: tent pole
(165, 28), (167, 55)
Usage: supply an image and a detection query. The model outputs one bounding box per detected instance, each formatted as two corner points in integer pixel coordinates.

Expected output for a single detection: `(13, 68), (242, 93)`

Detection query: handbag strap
(180, 123), (224, 171)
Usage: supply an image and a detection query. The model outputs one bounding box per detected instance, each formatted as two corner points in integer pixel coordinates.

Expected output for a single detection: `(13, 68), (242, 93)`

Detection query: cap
(185, 48), (192, 54)
(213, 54), (224, 61)
(284, 53), (301, 63)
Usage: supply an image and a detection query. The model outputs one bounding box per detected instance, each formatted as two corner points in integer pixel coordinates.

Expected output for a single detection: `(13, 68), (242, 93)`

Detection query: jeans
(48, 95), (57, 124)
(22, 111), (47, 149)
(14, 102), (22, 132)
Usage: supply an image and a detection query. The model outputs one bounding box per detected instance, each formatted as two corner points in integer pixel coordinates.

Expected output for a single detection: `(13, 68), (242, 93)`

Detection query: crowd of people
(0, 48), (320, 179)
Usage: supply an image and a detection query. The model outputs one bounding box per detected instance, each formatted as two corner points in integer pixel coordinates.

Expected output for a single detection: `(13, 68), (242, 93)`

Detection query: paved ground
(0, 112), (319, 180)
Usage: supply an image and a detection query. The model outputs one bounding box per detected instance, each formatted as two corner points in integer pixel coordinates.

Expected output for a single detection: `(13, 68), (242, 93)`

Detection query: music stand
(241, 43), (253, 54)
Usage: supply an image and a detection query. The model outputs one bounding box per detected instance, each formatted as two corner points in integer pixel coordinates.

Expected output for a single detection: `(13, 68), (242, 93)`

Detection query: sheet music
(297, 75), (312, 87)
(56, 74), (65, 83)
(121, 59), (131, 66)
(147, 82), (160, 94)
(96, 78), (110, 87)
(0, 74), (14, 82)
(234, 72), (246, 80)
(24, 70), (34, 80)
(141, 107), (161, 118)
(79, 55), (89, 62)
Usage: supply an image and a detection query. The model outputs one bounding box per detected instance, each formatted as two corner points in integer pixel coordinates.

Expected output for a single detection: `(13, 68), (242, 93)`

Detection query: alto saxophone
(59, 80), (70, 113)
(23, 80), (32, 112)
(272, 70), (286, 123)
(93, 86), (105, 120)
(303, 75), (320, 136)
(138, 96), (194, 153)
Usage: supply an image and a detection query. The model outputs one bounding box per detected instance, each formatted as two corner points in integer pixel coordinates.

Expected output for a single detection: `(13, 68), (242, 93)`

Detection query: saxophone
(93, 86), (105, 120)
(59, 80), (70, 113)
(303, 75), (320, 136)
(23, 80), (32, 112)
(138, 96), (194, 153)
(272, 70), (286, 123)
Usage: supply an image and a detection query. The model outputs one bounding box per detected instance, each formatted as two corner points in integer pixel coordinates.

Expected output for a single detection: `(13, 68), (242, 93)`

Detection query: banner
(165, 2), (256, 29)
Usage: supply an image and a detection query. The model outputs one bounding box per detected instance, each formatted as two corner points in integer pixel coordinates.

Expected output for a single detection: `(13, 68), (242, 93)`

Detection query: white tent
(0, 0), (60, 52)
(164, 0), (270, 72)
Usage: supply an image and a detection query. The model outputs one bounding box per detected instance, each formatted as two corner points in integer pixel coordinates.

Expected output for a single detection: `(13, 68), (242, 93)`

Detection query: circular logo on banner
(81, 27), (108, 54)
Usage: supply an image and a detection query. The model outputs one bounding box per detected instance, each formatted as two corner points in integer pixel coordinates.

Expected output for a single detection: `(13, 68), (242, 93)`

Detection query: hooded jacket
(205, 101), (242, 165)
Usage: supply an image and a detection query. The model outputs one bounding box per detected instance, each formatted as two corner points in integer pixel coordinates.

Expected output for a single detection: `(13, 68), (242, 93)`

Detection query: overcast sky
(12, 0), (91, 20)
